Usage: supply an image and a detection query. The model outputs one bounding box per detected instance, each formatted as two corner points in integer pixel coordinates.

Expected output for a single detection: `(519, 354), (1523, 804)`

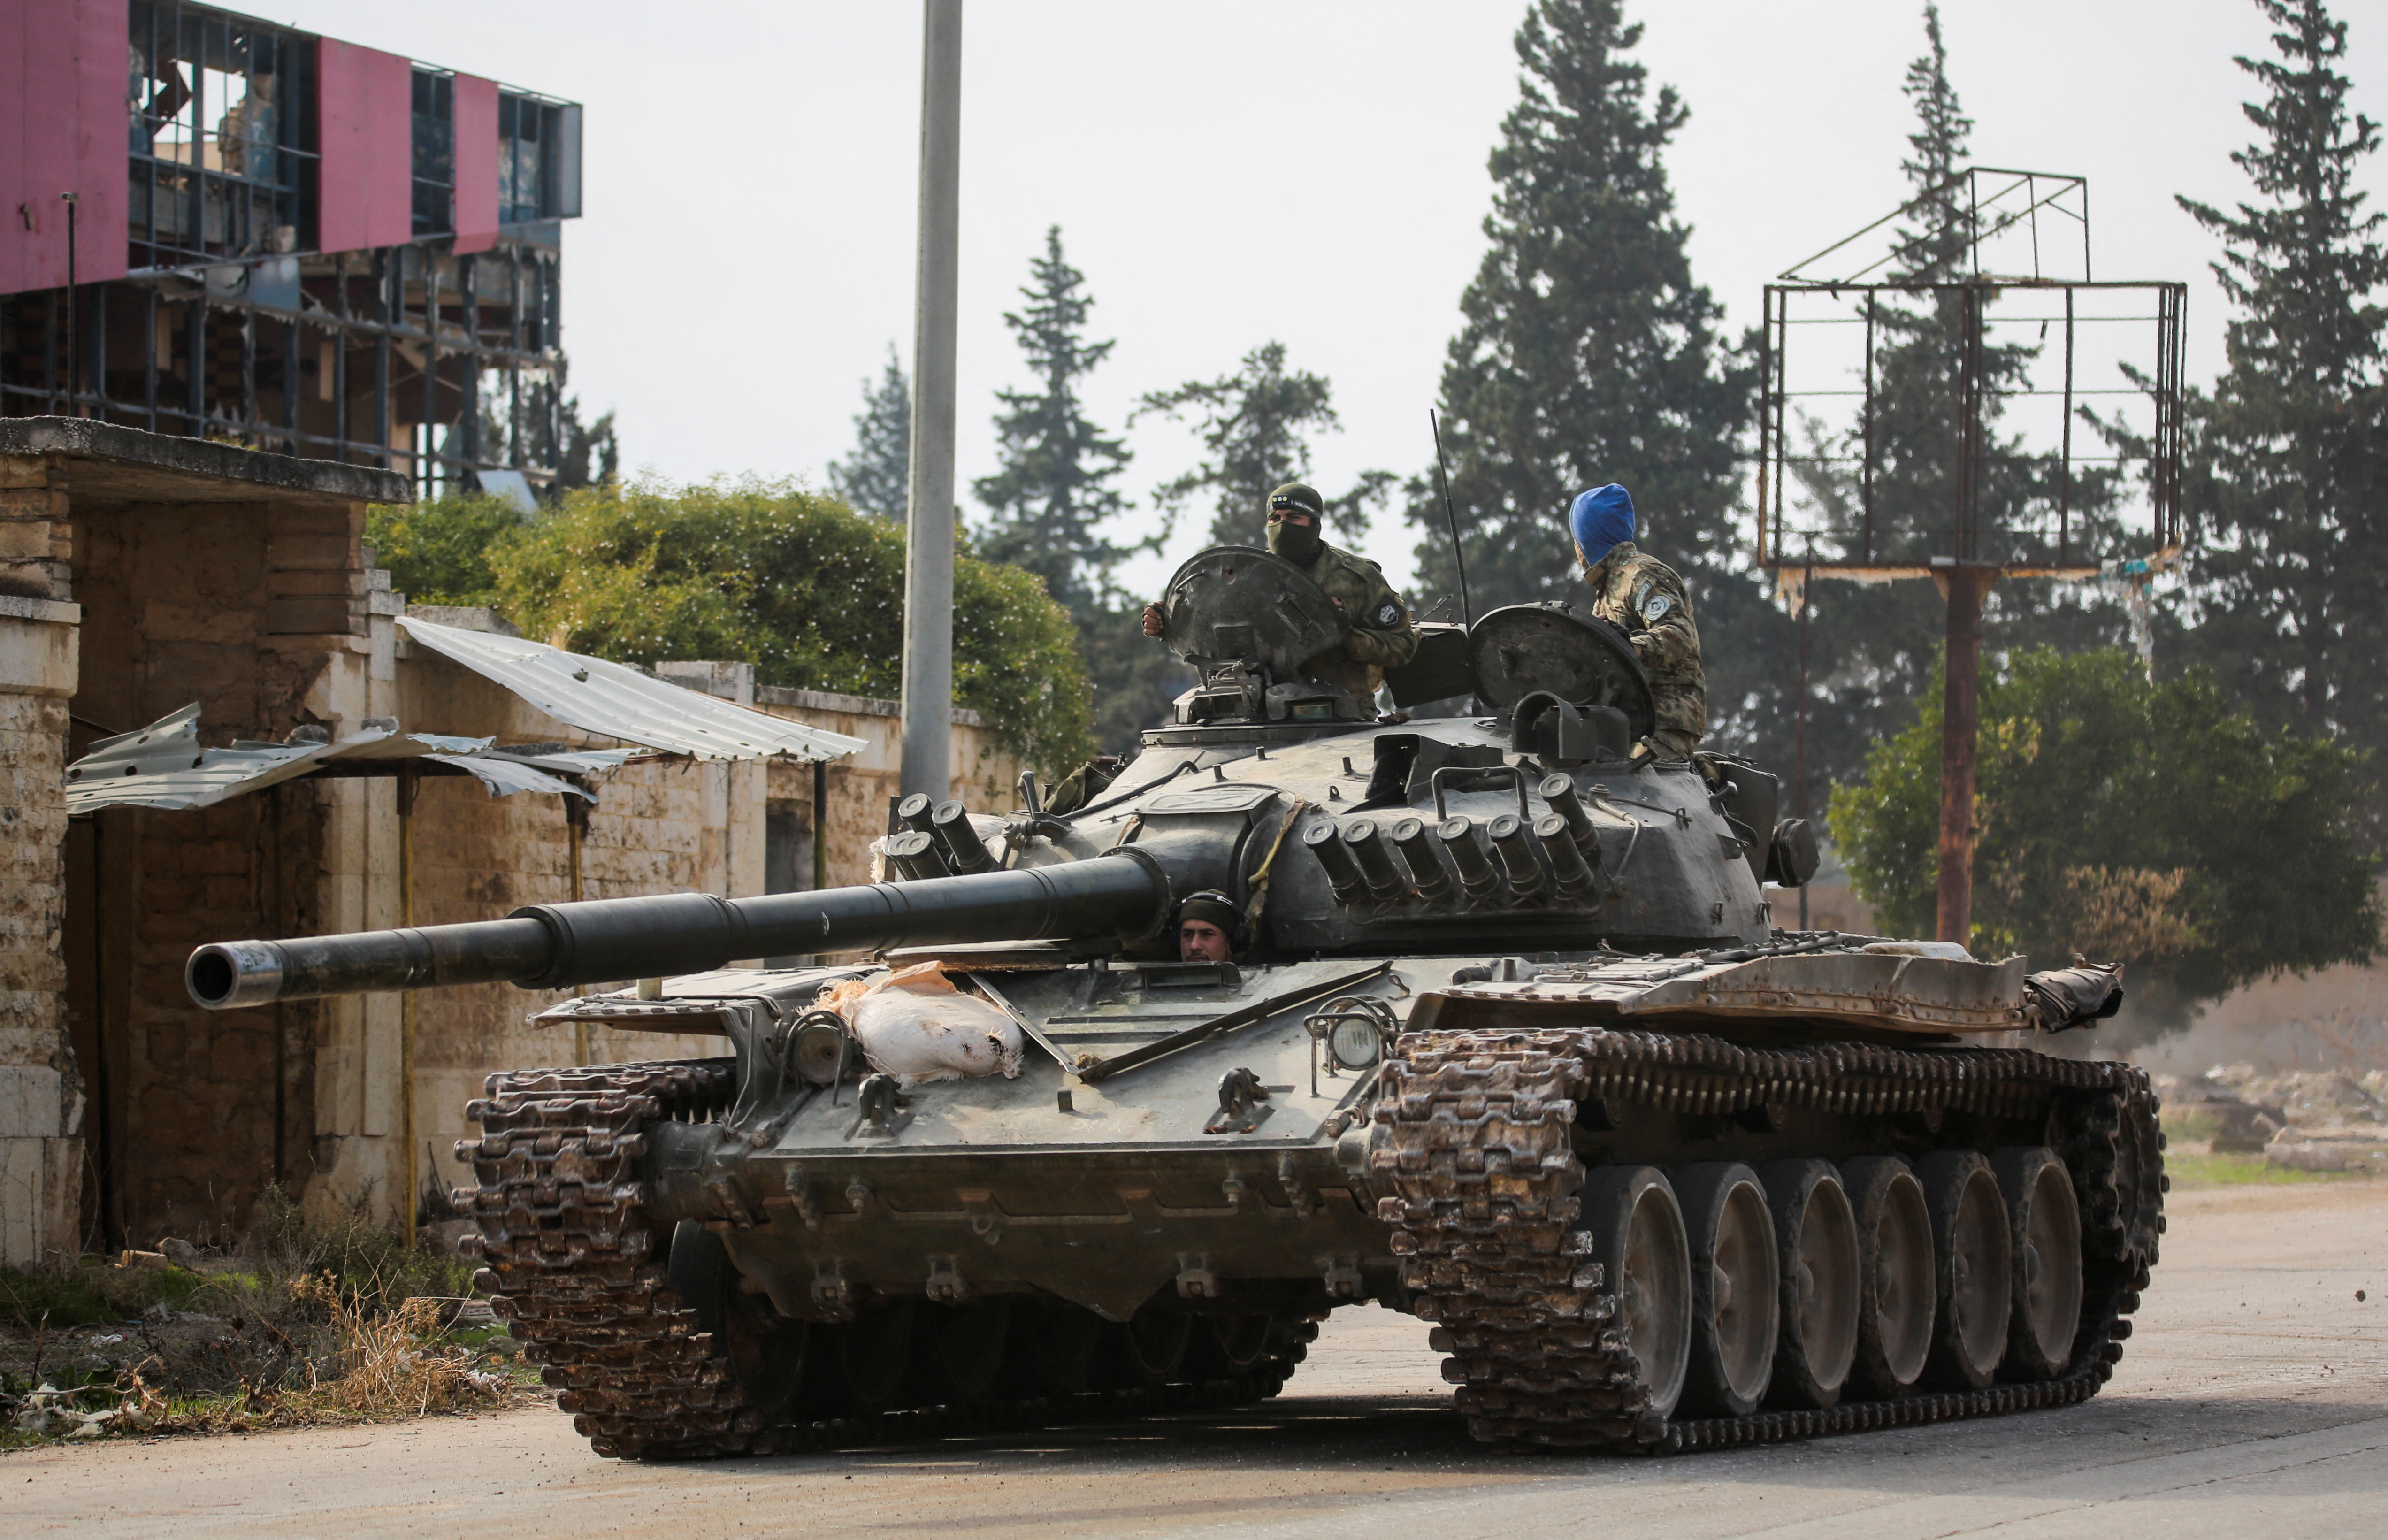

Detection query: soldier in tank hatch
(1144, 482), (1419, 702)
(1571, 483), (1706, 760)
(1175, 890), (1243, 962)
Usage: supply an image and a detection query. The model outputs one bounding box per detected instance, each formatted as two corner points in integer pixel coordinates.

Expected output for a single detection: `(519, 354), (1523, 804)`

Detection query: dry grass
(3, 1189), (529, 1448)
(279, 1275), (507, 1418)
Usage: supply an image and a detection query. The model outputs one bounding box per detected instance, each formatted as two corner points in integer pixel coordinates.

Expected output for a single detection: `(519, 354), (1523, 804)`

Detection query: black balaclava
(1265, 482), (1325, 565)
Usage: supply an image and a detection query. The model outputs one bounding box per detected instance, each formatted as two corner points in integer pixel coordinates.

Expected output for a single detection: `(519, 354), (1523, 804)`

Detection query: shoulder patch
(1374, 601), (1402, 627)
(1639, 591), (1675, 623)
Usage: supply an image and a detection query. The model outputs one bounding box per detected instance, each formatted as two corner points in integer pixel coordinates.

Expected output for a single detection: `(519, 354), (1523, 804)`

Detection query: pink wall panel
(451, 75), (500, 255)
(316, 38), (414, 255)
(2, 0), (131, 297)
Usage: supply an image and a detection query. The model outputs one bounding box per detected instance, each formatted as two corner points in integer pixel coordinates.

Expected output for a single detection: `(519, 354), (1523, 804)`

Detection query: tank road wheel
(929, 1298), (1011, 1404)
(1995, 1148), (2084, 1380)
(1842, 1156), (1935, 1399)
(1758, 1159), (1860, 1410)
(1581, 1165), (1692, 1418)
(1918, 1150), (2012, 1390)
(1106, 1307), (1193, 1389)
(664, 1221), (810, 1422)
(837, 1300), (918, 1413)
(1677, 1163), (1780, 1417)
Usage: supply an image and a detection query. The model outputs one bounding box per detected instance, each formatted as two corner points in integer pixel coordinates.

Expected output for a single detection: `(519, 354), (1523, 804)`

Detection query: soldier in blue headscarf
(1570, 484), (1705, 759)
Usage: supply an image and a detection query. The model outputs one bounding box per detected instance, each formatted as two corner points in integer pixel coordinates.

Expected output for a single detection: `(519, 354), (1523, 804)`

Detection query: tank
(185, 545), (2162, 1459)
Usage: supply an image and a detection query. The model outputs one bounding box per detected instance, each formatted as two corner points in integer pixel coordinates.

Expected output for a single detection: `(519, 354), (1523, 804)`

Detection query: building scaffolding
(2, 0), (582, 497)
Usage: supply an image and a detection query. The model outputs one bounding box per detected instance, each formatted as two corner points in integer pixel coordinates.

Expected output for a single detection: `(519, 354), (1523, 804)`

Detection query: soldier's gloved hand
(1594, 613), (1635, 647)
(1140, 603), (1166, 637)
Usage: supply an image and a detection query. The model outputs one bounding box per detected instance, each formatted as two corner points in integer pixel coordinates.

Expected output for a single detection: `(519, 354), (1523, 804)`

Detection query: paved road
(7, 1181), (2384, 1539)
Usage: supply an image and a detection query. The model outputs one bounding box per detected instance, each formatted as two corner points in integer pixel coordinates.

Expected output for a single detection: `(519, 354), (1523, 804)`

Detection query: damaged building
(0, 418), (1026, 1265)
(5, 0), (582, 496)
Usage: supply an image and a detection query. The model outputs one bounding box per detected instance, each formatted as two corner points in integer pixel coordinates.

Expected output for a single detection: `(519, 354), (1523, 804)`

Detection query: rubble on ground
(2156, 1065), (2388, 1172)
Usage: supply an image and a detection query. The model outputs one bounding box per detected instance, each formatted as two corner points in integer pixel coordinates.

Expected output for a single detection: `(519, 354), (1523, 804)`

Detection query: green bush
(364, 493), (531, 606)
(372, 480), (1096, 774)
(1830, 647), (2380, 1020)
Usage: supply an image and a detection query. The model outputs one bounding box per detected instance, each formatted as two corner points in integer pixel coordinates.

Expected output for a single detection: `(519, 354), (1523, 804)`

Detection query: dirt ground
(4, 1180), (2383, 1540)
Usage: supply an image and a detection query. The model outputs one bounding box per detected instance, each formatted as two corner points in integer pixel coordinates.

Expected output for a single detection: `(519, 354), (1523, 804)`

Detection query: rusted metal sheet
(63, 701), (628, 812)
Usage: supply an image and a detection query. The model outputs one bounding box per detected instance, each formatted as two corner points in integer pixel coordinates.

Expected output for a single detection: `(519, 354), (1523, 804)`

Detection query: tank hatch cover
(1468, 602), (1655, 735)
(1141, 783), (1281, 815)
(1161, 547), (1349, 678)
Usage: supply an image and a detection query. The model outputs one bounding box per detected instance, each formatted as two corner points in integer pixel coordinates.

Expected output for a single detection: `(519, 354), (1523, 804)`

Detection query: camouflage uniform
(1298, 544), (1418, 700)
(1584, 540), (1705, 759)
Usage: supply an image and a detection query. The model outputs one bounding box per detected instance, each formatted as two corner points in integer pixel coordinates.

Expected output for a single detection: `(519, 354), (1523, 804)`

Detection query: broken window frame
(126, 0), (320, 274)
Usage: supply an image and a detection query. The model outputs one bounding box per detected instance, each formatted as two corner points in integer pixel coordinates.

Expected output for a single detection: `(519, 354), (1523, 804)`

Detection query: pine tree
(2169, 0), (2388, 760)
(969, 229), (1171, 751)
(1408, 0), (1751, 615)
(973, 227), (1134, 614)
(1139, 342), (1392, 549)
(826, 346), (911, 520)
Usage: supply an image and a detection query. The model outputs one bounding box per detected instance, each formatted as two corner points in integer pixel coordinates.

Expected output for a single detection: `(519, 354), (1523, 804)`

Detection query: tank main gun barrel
(186, 855), (1169, 1010)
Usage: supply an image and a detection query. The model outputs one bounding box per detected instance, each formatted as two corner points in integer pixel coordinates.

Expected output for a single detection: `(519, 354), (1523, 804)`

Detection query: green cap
(1177, 890), (1240, 931)
(1267, 483), (1324, 519)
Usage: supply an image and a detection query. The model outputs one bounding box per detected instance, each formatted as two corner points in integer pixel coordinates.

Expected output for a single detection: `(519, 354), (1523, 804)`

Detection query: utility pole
(899, 0), (962, 801)
(1933, 564), (1993, 945)
(61, 192), (80, 414)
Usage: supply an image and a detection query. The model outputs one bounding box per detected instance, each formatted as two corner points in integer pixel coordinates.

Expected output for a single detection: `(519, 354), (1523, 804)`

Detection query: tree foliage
(375, 480), (1095, 774)
(1408, 0), (1751, 608)
(1139, 342), (1393, 550)
(826, 346), (912, 521)
(974, 227), (1135, 614)
(365, 495), (528, 607)
(554, 353), (620, 496)
(2166, 0), (2388, 777)
(1402, 0), (1782, 756)
(967, 229), (1180, 753)
(1830, 647), (2379, 1020)
(469, 350), (616, 498)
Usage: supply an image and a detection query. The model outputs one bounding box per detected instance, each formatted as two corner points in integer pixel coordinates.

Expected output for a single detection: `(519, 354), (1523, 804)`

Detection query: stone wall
(62, 482), (394, 1246)
(0, 448), (81, 1266)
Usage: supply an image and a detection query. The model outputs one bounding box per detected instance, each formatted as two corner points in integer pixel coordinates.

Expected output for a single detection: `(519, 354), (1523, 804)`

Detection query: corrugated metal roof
(64, 705), (621, 814)
(397, 616), (867, 763)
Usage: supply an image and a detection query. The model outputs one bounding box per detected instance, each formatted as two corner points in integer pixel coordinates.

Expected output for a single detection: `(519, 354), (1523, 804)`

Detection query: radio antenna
(1430, 409), (1473, 626)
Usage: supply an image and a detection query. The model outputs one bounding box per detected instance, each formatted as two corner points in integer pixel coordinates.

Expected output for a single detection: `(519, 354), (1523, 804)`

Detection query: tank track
(1375, 1029), (2164, 1452)
(457, 1060), (1307, 1460)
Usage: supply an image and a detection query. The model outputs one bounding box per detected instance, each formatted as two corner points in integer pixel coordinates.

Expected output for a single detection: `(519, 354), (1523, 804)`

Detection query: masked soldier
(1143, 482), (1417, 702)
(1571, 483), (1705, 759)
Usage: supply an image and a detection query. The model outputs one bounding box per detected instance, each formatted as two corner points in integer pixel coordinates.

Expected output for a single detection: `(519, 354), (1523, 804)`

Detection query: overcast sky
(280, 0), (2385, 599)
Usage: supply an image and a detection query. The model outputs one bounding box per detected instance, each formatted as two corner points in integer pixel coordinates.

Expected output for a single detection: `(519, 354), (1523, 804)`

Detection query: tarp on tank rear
(1439, 944), (2035, 1034)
